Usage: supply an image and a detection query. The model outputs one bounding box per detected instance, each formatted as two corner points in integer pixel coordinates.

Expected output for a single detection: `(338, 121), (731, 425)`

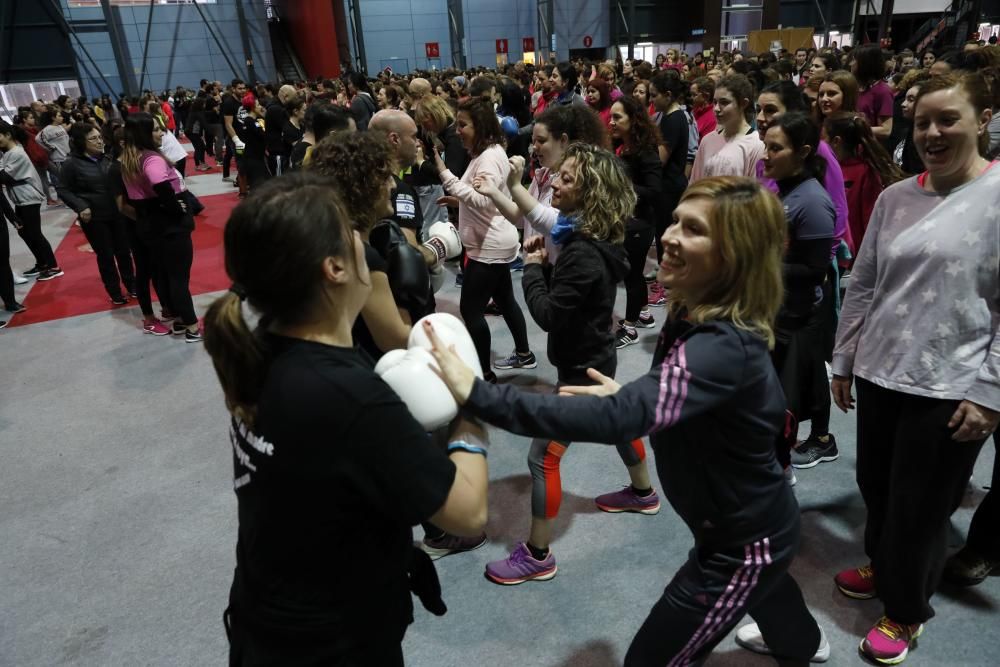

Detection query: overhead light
(637, 42), (653, 46)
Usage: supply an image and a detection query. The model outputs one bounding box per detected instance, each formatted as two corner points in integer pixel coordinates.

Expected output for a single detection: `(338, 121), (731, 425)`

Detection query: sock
(526, 542), (549, 560)
(809, 434), (830, 443)
(631, 485), (653, 497)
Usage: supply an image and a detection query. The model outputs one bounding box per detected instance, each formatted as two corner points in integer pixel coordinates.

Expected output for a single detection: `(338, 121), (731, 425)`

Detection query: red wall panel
(283, 0), (340, 79)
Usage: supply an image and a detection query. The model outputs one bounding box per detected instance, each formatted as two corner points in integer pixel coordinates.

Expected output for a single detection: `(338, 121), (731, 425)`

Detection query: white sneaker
(735, 623), (829, 663)
(12, 273), (28, 285)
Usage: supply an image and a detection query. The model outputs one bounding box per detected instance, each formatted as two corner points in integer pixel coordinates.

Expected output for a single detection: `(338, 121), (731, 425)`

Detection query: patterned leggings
(527, 436), (646, 519)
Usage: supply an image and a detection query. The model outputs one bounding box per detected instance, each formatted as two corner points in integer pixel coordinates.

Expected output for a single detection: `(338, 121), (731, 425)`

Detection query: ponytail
(203, 291), (268, 428)
(824, 112), (903, 188)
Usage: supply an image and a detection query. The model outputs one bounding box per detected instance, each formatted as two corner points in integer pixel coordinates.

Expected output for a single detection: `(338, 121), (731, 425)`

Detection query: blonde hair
(414, 94), (455, 132)
(668, 177), (785, 349)
(558, 142), (634, 245)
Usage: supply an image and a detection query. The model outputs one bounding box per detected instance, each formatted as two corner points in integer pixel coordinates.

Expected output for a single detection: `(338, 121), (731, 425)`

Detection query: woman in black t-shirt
(203, 172), (489, 665)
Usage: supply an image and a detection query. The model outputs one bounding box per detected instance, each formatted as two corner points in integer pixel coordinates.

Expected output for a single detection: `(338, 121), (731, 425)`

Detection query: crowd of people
(3, 38), (1000, 666)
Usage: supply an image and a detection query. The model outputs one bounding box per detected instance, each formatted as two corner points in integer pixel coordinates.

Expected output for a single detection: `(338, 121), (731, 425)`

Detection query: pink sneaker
(859, 616), (924, 664)
(835, 564), (876, 599)
(142, 320), (171, 336)
(647, 282), (667, 306)
(595, 486), (661, 514)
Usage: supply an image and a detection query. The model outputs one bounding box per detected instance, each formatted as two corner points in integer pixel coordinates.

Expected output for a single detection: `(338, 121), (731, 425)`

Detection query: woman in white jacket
(432, 98), (535, 383)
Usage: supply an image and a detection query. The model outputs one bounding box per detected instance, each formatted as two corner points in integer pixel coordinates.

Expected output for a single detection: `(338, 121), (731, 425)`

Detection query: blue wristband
(447, 440), (487, 458)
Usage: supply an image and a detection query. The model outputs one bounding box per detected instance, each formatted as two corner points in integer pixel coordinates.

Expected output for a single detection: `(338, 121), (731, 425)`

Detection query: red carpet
(12, 192), (238, 327)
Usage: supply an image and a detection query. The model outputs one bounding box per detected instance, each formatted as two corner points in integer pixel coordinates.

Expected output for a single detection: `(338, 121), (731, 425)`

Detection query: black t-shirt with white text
(228, 336), (455, 643)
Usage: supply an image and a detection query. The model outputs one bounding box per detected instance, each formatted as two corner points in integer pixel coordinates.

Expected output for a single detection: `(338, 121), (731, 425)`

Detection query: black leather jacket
(56, 153), (118, 220)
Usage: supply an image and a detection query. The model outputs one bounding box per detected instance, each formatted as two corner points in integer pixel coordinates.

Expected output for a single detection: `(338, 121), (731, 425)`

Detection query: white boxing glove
(422, 221), (462, 266)
(429, 264), (445, 294)
(408, 312), (483, 379)
(375, 347), (458, 431)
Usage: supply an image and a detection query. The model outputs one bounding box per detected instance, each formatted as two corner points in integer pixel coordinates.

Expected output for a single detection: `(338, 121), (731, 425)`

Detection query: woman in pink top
(585, 78), (613, 128)
(121, 112), (200, 341)
(689, 74), (763, 181)
(852, 44), (895, 141)
(433, 99), (534, 382)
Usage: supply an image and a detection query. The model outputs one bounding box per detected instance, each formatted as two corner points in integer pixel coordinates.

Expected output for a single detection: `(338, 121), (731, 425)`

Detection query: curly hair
(307, 131), (397, 232)
(611, 95), (662, 155)
(557, 142), (634, 245)
(457, 97), (504, 155)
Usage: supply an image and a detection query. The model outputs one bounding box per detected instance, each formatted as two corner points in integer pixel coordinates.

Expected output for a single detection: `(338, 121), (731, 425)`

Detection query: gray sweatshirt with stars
(833, 168), (1000, 410)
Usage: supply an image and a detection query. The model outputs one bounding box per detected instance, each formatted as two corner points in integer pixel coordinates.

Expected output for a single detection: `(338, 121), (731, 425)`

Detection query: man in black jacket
(264, 84), (299, 177)
(56, 123), (134, 304)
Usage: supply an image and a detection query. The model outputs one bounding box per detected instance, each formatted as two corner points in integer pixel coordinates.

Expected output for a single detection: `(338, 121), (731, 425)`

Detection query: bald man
(409, 77), (431, 100)
(369, 110), (437, 264)
(265, 84), (300, 175)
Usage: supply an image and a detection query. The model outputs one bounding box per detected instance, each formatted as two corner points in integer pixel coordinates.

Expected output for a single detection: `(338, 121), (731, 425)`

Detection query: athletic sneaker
(735, 623), (830, 662)
(12, 273), (28, 285)
(647, 282), (667, 306)
(494, 350), (537, 370)
(644, 270), (657, 283)
(21, 265), (42, 278)
(595, 486), (661, 514)
(859, 616), (923, 665)
(485, 542), (557, 585)
(791, 434), (839, 469)
(142, 320), (171, 336)
(4, 302), (25, 314)
(943, 546), (1000, 586)
(615, 326), (638, 349)
(36, 267), (64, 281)
(784, 466), (797, 487)
(454, 272), (463, 287)
(620, 314), (656, 330)
(0, 319), (8, 330)
(222, 175), (236, 183)
(420, 532), (487, 561)
(185, 328), (204, 343)
(835, 564), (877, 599)
(110, 295), (128, 306)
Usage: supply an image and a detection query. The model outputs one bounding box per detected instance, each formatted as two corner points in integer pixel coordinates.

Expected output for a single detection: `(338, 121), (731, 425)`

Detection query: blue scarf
(550, 214), (577, 246)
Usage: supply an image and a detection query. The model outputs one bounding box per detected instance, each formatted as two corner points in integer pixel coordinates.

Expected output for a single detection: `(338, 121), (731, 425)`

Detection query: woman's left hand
(948, 400), (1000, 441)
(523, 235), (547, 265)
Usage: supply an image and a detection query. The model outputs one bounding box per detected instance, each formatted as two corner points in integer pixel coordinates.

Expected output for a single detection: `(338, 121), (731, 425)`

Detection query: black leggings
(190, 134), (207, 166)
(126, 223), (171, 318)
(14, 204), (57, 269)
(80, 216), (134, 298)
(654, 190), (683, 263)
(156, 231), (197, 326)
(1, 223), (15, 307)
(459, 258), (530, 371)
(623, 219), (654, 322)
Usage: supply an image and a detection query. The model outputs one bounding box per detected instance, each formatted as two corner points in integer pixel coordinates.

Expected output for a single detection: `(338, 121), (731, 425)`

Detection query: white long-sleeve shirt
(832, 168), (1000, 410)
(441, 144), (519, 263)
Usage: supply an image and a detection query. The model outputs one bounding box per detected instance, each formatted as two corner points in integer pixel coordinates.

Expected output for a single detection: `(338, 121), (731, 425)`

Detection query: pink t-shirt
(123, 150), (183, 200)
(857, 80), (893, 128)
(689, 128), (764, 182)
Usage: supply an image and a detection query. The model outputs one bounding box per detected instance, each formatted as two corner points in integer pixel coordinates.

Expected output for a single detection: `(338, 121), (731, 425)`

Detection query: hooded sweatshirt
(522, 230), (629, 383)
